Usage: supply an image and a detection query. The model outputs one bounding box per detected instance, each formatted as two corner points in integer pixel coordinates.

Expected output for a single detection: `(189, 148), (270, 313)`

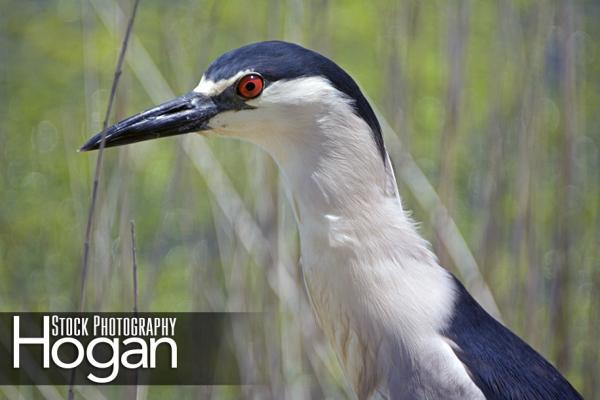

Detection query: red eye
(237, 74), (264, 99)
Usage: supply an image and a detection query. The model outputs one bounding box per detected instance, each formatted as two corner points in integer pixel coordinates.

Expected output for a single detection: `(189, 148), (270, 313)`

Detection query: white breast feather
(203, 76), (485, 399)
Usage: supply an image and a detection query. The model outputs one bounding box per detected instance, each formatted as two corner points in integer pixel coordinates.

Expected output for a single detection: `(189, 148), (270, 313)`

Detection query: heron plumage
(443, 277), (582, 399)
(81, 40), (583, 400)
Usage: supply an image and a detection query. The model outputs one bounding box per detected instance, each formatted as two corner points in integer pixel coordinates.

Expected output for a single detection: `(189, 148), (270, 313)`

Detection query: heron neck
(261, 118), (450, 398)
(272, 125), (403, 237)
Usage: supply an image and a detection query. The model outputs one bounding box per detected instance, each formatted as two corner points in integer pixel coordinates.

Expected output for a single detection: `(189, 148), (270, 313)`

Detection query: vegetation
(1, 0), (598, 398)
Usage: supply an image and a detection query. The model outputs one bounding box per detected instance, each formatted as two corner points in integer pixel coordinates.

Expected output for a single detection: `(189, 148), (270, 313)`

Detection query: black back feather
(444, 276), (582, 399)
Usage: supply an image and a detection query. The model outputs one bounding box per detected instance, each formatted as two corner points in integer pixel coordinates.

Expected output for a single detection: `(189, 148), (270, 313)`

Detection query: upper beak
(79, 91), (218, 151)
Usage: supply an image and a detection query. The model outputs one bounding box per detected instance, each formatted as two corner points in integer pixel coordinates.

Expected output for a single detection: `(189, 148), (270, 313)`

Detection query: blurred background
(1, 0), (599, 398)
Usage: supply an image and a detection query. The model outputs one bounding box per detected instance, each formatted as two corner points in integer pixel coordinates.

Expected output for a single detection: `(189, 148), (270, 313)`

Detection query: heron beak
(79, 92), (219, 151)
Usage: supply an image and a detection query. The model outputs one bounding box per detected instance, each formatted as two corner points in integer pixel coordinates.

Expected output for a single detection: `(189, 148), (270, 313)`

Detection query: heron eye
(236, 74), (264, 99)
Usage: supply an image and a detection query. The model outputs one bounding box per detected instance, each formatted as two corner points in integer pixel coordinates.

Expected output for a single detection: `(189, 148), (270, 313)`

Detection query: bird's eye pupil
(245, 82), (255, 91)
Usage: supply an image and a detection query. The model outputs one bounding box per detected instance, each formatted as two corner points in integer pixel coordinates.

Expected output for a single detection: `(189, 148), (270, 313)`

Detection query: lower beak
(79, 92), (218, 151)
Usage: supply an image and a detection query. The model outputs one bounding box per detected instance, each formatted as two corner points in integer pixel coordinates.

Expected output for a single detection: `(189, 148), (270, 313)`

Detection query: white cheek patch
(251, 76), (349, 107)
(193, 70), (253, 96)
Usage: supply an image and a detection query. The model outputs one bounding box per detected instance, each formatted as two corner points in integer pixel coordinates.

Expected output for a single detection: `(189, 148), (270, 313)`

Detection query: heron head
(80, 41), (383, 160)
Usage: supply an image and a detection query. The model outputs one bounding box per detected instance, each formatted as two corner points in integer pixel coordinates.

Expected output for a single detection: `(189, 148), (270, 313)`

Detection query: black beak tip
(79, 134), (102, 152)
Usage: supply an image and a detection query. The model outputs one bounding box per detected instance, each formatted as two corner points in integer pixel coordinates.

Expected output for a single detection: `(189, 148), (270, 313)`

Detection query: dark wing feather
(443, 276), (582, 400)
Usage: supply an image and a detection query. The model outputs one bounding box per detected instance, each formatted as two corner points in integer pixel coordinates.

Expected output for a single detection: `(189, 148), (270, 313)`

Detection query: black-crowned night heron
(81, 41), (582, 400)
